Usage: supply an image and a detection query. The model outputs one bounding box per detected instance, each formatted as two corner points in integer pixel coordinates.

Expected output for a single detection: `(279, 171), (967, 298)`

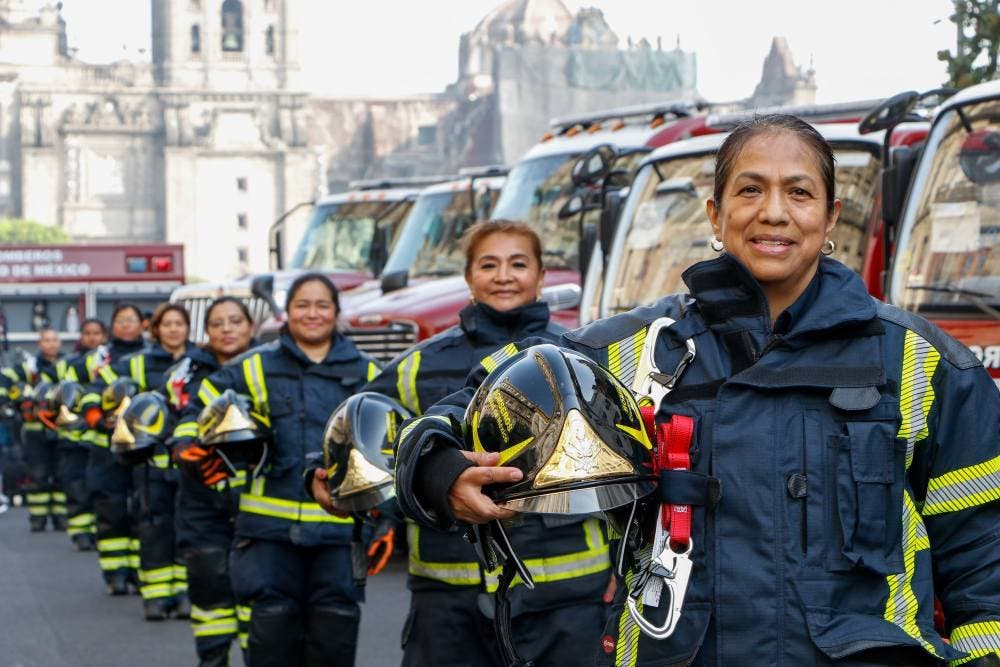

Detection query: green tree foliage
(938, 0), (1000, 88)
(0, 219), (70, 244)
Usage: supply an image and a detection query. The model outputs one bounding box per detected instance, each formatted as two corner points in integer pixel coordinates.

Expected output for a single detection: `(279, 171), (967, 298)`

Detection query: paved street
(0, 506), (407, 667)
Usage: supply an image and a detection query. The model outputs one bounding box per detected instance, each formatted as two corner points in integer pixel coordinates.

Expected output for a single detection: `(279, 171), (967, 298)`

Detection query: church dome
(472, 0), (573, 46)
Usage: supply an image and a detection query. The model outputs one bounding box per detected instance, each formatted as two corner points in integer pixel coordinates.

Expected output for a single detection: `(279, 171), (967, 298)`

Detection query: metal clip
(626, 539), (693, 640)
(633, 317), (697, 412)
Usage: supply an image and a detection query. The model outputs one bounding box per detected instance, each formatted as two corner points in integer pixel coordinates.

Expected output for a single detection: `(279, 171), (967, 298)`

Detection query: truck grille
(343, 322), (418, 363)
(175, 296), (272, 343)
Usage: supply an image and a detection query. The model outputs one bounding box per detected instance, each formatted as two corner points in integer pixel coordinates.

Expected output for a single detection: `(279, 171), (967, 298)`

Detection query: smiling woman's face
(708, 130), (840, 312)
(466, 231), (545, 312)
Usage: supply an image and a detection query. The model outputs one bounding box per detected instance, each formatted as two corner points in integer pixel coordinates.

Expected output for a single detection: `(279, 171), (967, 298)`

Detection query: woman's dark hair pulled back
(204, 296), (253, 329)
(713, 114), (837, 214)
(110, 302), (144, 325)
(285, 272), (340, 313)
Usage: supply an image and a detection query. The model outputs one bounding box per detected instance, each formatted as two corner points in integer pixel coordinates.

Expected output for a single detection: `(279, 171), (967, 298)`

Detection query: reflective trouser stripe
(140, 583), (173, 600)
(922, 454), (1000, 516)
(173, 564), (188, 594)
(949, 621), (1000, 666)
(396, 351), (422, 415)
(129, 538), (140, 569)
(192, 605), (238, 638)
(615, 564), (644, 667)
(406, 522), (482, 585)
(67, 512), (96, 536)
(139, 566), (175, 600)
(237, 605), (251, 649)
(27, 492), (51, 516)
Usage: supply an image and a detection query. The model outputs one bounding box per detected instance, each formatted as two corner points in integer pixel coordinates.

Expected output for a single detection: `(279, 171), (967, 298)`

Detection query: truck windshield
(891, 99), (1000, 318)
(386, 190), (476, 277)
(289, 199), (411, 272)
(605, 146), (881, 314)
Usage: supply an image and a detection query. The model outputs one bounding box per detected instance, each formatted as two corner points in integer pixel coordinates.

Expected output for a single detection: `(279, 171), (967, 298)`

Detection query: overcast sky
(52, 0), (957, 103)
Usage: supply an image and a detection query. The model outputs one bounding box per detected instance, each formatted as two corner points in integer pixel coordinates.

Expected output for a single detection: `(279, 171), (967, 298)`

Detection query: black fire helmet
(111, 391), (176, 465)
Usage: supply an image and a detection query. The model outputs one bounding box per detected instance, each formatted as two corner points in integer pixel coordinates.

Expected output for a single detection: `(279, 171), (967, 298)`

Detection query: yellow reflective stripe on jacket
(480, 343), (518, 374)
(367, 361), (379, 381)
(174, 421), (198, 439)
(151, 453), (170, 469)
(484, 518), (610, 591)
(898, 330), (940, 469)
(1, 367), (19, 383)
(922, 454), (1000, 516)
(198, 379), (221, 407)
(130, 355), (146, 389)
(239, 477), (351, 524)
(948, 620), (1000, 666)
(396, 351), (422, 415)
(98, 364), (117, 384)
(242, 354), (268, 416)
(397, 414), (450, 445)
(608, 327), (647, 390)
(883, 491), (940, 657)
(81, 430), (109, 448)
(615, 561), (645, 667)
(406, 522), (481, 585)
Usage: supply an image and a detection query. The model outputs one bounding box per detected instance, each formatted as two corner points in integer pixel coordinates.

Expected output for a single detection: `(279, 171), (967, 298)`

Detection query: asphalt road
(0, 506), (408, 667)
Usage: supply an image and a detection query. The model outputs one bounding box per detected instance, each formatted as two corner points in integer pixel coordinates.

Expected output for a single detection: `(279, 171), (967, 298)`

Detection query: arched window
(190, 24), (201, 54)
(221, 0), (244, 52)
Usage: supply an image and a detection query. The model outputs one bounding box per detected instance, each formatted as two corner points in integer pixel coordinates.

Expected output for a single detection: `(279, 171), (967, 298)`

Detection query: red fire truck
(0, 244), (184, 353)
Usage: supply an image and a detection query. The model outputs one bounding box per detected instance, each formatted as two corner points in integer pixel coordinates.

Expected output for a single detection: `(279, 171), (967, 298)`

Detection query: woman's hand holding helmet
(310, 467), (349, 518)
(448, 450), (522, 524)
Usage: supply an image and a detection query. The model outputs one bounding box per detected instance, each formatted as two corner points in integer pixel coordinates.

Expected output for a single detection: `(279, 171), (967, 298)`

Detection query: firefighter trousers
(86, 446), (138, 583)
(401, 588), (607, 667)
(177, 473), (246, 664)
(22, 426), (65, 529)
(57, 441), (95, 543)
(133, 465), (186, 604)
(229, 538), (361, 667)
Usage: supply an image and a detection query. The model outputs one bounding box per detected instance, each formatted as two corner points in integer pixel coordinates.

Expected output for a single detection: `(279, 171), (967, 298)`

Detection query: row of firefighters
(0, 274), (621, 667)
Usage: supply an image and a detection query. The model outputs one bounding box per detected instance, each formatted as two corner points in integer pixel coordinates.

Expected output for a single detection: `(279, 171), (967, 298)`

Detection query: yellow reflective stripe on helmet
(883, 490), (939, 657)
(396, 351), (422, 415)
(480, 343), (518, 374)
(367, 361), (379, 382)
(607, 327), (647, 389)
(948, 621), (1000, 666)
(239, 491), (352, 524)
(898, 330), (940, 470)
(406, 522), (482, 585)
(922, 454), (1000, 516)
(242, 354), (269, 417)
(130, 355), (146, 389)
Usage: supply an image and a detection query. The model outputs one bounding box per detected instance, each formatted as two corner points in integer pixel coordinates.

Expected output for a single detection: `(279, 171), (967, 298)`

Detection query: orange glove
(366, 517), (396, 576)
(84, 406), (103, 429)
(175, 443), (228, 486)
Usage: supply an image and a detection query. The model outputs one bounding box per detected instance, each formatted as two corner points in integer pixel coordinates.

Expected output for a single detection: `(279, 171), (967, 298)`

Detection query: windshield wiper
(907, 284), (1000, 320)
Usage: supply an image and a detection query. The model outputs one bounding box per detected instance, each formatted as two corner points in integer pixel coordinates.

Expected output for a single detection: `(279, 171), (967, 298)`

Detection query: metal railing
(342, 321), (419, 364)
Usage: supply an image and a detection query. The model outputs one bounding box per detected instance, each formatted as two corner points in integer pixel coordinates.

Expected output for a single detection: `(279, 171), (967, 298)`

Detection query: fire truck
(0, 243), (184, 354)
(882, 80), (1000, 386)
(341, 100), (712, 354)
(170, 177), (446, 342)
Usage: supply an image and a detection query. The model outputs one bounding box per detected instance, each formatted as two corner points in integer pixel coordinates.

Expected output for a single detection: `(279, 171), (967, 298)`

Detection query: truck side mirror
(370, 225), (390, 277)
(380, 269), (408, 294)
(250, 274), (281, 317)
(882, 145), (920, 233)
(558, 194), (586, 220)
(571, 144), (616, 186)
(268, 220), (284, 271)
(859, 91), (919, 135)
(599, 188), (626, 271)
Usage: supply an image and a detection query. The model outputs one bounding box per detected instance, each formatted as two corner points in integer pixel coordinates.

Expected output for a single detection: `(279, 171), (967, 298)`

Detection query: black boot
(143, 598), (171, 621)
(51, 515), (67, 531)
(172, 593), (191, 619)
(29, 515), (47, 532)
(303, 605), (360, 667)
(247, 605), (303, 667)
(197, 646), (231, 667)
(107, 572), (130, 596)
(72, 533), (96, 552)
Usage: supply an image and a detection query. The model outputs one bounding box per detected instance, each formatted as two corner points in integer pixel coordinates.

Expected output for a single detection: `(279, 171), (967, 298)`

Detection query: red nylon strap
(657, 415), (694, 546)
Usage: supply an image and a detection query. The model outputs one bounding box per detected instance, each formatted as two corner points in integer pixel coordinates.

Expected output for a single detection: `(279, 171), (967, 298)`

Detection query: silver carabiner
(633, 318), (696, 413)
(626, 538), (694, 640)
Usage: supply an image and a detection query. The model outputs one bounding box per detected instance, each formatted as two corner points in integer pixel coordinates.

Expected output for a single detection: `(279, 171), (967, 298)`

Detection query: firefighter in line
(93, 302), (195, 619)
(169, 296), (255, 667)
(78, 303), (147, 595)
(175, 273), (379, 667)
(0, 327), (70, 531)
(392, 115), (1000, 665)
(312, 221), (614, 666)
(60, 317), (108, 551)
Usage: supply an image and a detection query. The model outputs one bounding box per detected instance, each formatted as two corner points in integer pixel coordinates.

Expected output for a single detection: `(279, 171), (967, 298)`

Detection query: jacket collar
(459, 301), (551, 346)
(110, 337), (145, 356)
(279, 331), (360, 366)
(681, 254), (877, 344)
(186, 345), (221, 370)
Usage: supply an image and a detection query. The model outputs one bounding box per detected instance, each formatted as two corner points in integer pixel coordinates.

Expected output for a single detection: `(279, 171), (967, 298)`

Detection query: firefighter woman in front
(394, 115), (1000, 666)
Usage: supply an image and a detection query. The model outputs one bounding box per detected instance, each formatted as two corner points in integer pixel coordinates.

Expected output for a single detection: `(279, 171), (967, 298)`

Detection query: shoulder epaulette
(874, 300), (980, 370)
(564, 294), (690, 349)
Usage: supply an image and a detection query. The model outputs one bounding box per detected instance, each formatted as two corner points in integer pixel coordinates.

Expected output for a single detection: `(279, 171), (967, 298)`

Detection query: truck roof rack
(706, 98), (885, 131)
(348, 175), (457, 191)
(457, 164), (510, 178)
(549, 98), (710, 134)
